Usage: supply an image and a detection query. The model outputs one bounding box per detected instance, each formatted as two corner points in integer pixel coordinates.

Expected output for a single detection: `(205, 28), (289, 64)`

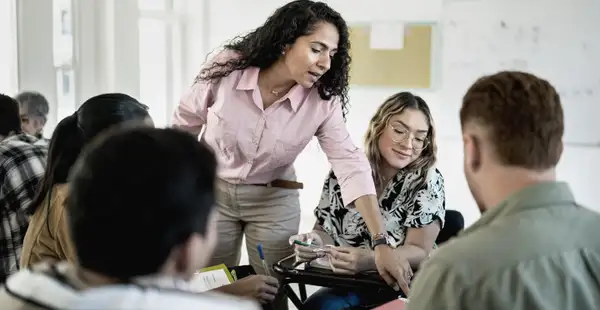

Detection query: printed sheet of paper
(189, 264), (233, 292)
(369, 22), (405, 50)
(309, 257), (332, 270)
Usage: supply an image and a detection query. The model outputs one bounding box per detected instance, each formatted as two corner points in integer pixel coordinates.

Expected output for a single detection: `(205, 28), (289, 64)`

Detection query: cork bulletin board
(349, 24), (433, 88)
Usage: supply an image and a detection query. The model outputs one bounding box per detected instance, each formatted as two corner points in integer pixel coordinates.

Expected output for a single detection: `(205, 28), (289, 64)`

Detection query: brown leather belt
(251, 179), (304, 189)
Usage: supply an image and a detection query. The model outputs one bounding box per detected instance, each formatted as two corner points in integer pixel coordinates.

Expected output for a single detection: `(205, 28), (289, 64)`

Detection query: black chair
(435, 210), (464, 245)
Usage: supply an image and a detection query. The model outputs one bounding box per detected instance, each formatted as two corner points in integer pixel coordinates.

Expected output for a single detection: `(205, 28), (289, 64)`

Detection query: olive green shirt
(408, 181), (600, 310)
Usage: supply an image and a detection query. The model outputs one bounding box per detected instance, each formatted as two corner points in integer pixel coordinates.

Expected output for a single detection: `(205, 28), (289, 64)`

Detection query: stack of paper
(189, 264), (234, 292)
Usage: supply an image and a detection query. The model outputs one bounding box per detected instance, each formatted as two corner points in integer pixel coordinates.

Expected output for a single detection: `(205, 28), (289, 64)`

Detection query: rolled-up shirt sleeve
(316, 98), (376, 206)
(172, 81), (215, 137)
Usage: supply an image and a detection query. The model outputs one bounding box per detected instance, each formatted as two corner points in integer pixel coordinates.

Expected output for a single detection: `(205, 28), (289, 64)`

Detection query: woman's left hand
(327, 246), (375, 274)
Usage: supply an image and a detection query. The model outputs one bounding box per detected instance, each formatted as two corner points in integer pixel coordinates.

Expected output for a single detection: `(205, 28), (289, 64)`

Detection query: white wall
(191, 0), (600, 231)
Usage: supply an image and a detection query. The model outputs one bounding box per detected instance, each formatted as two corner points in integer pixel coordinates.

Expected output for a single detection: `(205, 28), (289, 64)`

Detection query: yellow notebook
(189, 263), (234, 292)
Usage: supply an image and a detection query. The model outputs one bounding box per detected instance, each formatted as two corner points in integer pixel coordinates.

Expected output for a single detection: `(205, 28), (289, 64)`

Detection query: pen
(293, 240), (311, 247)
(257, 243), (271, 276)
(292, 239), (326, 253)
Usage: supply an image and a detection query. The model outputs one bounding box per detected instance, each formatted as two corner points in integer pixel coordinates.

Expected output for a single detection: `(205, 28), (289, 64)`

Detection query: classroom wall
(194, 0), (600, 234)
(14, 0), (598, 237)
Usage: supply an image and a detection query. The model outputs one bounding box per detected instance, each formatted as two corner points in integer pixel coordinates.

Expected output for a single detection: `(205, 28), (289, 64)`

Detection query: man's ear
(463, 134), (482, 173)
(462, 134), (471, 166)
(557, 139), (564, 162)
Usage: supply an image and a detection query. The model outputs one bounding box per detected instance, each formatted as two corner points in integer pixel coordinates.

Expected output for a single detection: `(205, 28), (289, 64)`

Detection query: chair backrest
(435, 210), (464, 245)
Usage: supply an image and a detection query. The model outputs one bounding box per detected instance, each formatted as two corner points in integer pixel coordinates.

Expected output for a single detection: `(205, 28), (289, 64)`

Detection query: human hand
(327, 246), (375, 274)
(289, 231), (325, 262)
(225, 275), (279, 304)
(375, 245), (412, 295)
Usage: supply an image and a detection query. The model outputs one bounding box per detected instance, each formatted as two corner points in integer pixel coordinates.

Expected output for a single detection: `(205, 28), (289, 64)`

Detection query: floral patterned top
(314, 167), (446, 248)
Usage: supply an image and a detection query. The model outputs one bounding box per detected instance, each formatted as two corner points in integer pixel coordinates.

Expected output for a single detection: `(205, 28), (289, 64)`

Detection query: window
(0, 0), (18, 94)
(55, 68), (75, 121)
(53, 0), (76, 119)
(138, 0), (184, 128)
(139, 18), (168, 127)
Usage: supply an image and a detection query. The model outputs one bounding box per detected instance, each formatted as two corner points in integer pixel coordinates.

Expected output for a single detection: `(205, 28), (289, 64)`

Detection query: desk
(273, 254), (399, 309)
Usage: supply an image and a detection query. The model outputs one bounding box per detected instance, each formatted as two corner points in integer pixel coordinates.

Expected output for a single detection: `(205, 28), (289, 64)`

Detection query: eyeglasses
(389, 123), (429, 151)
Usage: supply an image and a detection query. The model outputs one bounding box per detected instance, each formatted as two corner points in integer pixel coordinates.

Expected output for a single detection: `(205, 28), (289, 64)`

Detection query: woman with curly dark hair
(173, 0), (405, 297)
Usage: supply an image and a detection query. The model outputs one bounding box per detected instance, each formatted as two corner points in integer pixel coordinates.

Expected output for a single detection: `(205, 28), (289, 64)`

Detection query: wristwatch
(371, 233), (389, 249)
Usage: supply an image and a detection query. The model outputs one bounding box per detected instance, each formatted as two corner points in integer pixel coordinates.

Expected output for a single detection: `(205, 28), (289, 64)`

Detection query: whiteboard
(441, 17), (600, 145)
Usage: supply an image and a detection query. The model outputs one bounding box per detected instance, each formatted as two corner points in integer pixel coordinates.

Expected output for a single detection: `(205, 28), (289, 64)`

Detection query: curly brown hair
(460, 71), (564, 170)
(195, 0), (351, 119)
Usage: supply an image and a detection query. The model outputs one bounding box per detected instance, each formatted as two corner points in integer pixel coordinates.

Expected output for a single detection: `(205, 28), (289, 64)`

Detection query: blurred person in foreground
(0, 126), (260, 310)
(18, 92), (277, 308)
(407, 71), (600, 310)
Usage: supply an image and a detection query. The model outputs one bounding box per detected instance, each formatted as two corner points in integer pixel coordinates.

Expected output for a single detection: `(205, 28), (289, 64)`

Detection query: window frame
(138, 0), (185, 127)
(52, 0), (77, 118)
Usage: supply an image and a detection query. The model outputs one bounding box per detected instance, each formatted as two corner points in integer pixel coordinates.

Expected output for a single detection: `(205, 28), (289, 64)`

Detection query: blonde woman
(291, 92), (446, 309)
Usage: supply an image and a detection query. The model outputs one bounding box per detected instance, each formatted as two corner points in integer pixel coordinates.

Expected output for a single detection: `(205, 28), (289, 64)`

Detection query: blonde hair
(364, 92), (438, 191)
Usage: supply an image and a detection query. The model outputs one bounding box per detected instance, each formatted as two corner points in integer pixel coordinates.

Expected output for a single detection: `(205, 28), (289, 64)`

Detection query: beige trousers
(210, 179), (301, 276)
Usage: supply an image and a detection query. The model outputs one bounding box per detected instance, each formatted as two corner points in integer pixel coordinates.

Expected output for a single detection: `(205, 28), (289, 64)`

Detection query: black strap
(371, 237), (388, 250)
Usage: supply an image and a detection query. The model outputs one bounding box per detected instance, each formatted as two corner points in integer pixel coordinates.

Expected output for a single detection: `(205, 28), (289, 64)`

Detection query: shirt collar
(463, 181), (575, 234)
(236, 67), (307, 112)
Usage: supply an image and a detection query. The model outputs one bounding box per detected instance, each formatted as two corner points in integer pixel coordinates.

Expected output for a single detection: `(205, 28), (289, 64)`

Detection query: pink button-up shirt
(172, 63), (376, 206)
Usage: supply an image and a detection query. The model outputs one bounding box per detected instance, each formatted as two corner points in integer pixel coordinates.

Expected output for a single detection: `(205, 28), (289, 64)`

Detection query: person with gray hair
(14, 91), (49, 140)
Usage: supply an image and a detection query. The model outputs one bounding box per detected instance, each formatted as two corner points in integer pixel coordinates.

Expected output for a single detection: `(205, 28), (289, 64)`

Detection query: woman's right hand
(288, 231), (325, 262)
